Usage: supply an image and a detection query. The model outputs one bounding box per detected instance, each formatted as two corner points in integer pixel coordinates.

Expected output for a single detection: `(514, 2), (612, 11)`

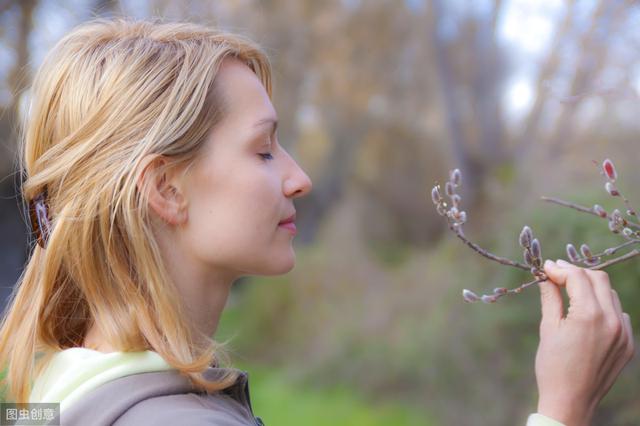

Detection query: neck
(83, 225), (239, 353)
(152, 222), (239, 341)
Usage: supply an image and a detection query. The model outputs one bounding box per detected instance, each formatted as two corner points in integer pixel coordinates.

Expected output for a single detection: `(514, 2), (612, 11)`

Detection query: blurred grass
(240, 364), (430, 426)
(217, 304), (432, 426)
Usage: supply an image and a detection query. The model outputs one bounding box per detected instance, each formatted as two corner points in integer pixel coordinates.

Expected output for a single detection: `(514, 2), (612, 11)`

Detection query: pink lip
(278, 222), (297, 235)
(278, 212), (297, 235)
(278, 212), (296, 225)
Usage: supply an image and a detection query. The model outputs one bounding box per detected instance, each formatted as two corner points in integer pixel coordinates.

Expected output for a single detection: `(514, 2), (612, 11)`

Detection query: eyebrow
(253, 117), (278, 138)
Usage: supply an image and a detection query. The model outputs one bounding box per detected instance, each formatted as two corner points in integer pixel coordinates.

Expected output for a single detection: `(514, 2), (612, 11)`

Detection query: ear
(137, 156), (188, 225)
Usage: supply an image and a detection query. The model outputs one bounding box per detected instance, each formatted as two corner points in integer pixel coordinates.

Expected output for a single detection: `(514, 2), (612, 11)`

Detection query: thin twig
(448, 222), (531, 272)
(478, 251), (640, 303)
(590, 249), (640, 270)
(597, 240), (639, 257)
(540, 196), (640, 230)
(509, 276), (546, 294)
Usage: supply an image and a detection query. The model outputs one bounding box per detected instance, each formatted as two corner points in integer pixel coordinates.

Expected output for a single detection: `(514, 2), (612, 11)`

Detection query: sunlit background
(1, 1), (639, 425)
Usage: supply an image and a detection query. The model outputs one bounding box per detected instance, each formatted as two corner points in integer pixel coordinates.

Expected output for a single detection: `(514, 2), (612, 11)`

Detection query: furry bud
(584, 257), (601, 266)
(612, 209), (622, 221)
(566, 244), (580, 262)
(431, 186), (442, 205)
(531, 239), (541, 259)
(593, 204), (607, 218)
(623, 227), (634, 238)
(493, 287), (508, 295)
(524, 249), (534, 266)
(445, 181), (455, 197)
(450, 169), (462, 186)
(451, 194), (461, 208)
(462, 289), (480, 303)
(603, 159), (617, 181)
(608, 220), (620, 234)
(519, 226), (532, 248)
(605, 182), (619, 196)
(457, 211), (467, 224)
(580, 244), (593, 259)
(481, 295), (498, 304)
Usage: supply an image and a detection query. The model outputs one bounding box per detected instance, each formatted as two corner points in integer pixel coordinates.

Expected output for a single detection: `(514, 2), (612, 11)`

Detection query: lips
(278, 212), (296, 225)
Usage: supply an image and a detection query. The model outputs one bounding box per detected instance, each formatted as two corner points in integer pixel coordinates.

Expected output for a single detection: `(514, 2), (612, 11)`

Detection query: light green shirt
(29, 347), (174, 413)
(527, 413), (567, 426)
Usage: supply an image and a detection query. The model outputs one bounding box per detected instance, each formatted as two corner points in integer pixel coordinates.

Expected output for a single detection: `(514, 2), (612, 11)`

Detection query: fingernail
(556, 259), (571, 267)
(544, 259), (554, 268)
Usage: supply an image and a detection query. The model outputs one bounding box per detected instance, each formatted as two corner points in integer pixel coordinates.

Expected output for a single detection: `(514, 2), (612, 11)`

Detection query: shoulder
(113, 392), (257, 426)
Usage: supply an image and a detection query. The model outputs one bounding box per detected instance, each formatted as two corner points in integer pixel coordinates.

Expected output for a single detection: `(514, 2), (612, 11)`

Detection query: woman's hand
(535, 259), (635, 426)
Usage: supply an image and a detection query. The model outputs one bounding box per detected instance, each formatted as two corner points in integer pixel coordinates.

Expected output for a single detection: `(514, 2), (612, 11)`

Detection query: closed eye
(258, 153), (274, 160)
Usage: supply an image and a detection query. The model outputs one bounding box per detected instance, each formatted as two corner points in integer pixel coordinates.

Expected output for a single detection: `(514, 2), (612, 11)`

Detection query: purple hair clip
(29, 189), (51, 249)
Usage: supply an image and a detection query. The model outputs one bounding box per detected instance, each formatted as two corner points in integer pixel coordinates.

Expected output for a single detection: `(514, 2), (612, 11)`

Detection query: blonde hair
(0, 17), (272, 403)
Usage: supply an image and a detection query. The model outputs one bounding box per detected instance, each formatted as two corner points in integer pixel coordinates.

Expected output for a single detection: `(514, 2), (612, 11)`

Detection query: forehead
(216, 58), (275, 123)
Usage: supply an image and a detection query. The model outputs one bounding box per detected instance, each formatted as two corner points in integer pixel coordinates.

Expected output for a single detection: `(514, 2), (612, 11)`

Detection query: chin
(262, 252), (296, 275)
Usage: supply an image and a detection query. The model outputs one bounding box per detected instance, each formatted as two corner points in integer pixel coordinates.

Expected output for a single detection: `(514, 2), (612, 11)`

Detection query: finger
(611, 291), (625, 347)
(623, 313), (635, 360)
(544, 260), (598, 311)
(538, 278), (564, 328)
(583, 269), (616, 316)
(597, 312), (633, 396)
(611, 289), (623, 317)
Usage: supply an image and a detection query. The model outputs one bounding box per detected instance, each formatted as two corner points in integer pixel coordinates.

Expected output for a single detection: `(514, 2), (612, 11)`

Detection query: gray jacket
(48, 367), (264, 426)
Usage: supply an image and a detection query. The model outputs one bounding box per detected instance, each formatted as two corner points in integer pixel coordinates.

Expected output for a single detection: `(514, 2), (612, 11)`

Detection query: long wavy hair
(0, 17), (272, 403)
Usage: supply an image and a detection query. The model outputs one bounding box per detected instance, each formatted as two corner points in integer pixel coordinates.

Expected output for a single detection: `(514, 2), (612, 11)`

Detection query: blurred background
(1, 0), (640, 424)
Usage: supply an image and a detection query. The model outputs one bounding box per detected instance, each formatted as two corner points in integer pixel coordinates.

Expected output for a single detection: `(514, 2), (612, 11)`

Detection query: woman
(0, 18), (633, 426)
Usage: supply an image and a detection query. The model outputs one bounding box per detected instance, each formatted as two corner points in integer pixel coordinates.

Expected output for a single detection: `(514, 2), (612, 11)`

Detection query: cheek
(185, 169), (281, 261)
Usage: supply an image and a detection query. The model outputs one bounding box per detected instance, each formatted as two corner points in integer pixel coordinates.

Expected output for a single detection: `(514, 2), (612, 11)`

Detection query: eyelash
(258, 134), (277, 161)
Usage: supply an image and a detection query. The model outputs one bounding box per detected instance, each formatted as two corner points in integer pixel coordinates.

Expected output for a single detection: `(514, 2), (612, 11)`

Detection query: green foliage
(239, 364), (430, 426)
(218, 298), (432, 426)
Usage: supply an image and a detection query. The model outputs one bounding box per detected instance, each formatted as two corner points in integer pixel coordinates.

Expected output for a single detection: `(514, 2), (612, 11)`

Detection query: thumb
(539, 260), (564, 326)
(542, 258), (571, 285)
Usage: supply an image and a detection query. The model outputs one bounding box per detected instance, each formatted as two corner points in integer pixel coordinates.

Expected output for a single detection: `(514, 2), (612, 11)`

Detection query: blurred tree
(0, 0), (37, 306)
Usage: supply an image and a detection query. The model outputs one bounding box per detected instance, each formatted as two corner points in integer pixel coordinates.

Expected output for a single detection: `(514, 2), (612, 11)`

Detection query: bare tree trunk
(2, 0), (35, 175)
(427, 0), (483, 208)
(472, 0), (505, 164)
(0, 0), (36, 313)
(514, 0), (576, 162)
(548, 0), (624, 158)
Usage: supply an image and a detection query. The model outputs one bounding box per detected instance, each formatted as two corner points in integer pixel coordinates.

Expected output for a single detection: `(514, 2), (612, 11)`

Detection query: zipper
(239, 371), (265, 425)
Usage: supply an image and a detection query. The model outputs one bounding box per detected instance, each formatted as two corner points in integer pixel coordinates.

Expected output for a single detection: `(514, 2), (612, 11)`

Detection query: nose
(283, 157), (312, 199)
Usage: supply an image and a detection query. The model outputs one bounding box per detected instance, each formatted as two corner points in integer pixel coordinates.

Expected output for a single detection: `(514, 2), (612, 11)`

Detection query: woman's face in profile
(181, 58), (312, 278)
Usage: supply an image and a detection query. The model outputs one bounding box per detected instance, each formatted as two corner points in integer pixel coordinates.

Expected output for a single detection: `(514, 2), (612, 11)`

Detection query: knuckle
(571, 267), (586, 277)
(584, 307), (604, 323)
(592, 270), (609, 280)
(606, 318), (623, 339)
(574, 268), (587, 277)
(593, 272), (612, 288)
(572, 268), (590, 282)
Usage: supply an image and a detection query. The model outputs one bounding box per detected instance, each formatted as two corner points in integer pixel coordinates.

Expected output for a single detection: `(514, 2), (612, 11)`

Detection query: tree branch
(591, 249), (640, 270)
(540, 196), (640, 230)
(448, 222), (530, 272)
